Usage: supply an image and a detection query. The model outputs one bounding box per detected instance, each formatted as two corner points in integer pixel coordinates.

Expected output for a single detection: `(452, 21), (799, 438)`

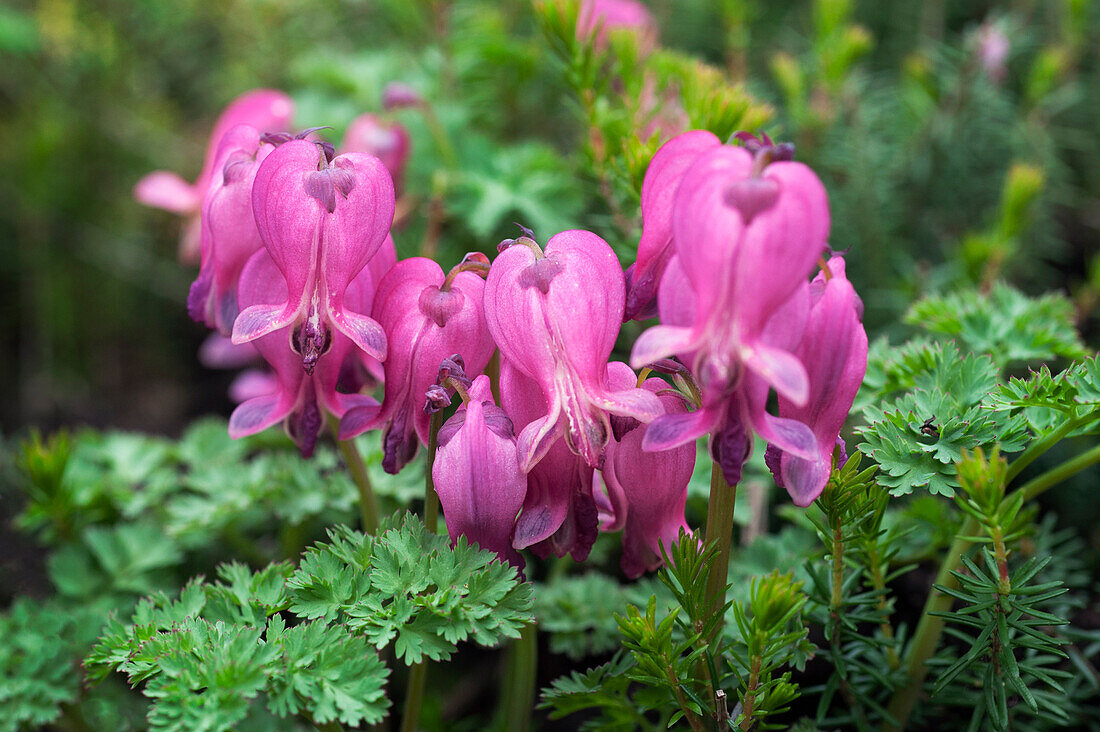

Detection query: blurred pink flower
(576, 0), (658, 53)
(134, 89), (294, 262)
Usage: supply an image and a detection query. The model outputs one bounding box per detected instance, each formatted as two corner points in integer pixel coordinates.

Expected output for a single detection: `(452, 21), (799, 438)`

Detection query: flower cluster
(145, 89), (865, 576)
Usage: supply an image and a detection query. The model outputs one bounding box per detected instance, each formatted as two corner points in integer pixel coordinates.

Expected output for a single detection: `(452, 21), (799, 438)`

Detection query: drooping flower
(231, 139), (395, 373)
(485, 230), (662, 472)
(381, 82), (423, 110)
(599, 361), (694, 577)
(342, 114), (412, 194)
(433, 374), (527, 569)
(228, 250), (377, 457)
(339, 256), (494, 474)
(630, 139), (831, 478)
(135, 89), (294, 262)
(187, 124), (273, 334)
(764, 256), (868, 506)
(624, 130), (721, 321)
(501, 359), (598, 562)
(576, 0), (658, 53)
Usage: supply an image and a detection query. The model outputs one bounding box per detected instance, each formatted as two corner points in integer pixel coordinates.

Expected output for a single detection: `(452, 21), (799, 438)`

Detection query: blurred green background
(1, 0), (1097, 436)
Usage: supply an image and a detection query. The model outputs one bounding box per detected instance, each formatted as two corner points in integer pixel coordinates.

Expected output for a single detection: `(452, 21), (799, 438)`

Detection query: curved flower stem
(1019, 441), (1100, 501)
(399, 662), (429, 732)
(497, 623), (538, 732)
(330, 416), (379, 535)
(703, 461), (737, 648)
(882, 422), (1100, 731)
(401, 412), (447, 732)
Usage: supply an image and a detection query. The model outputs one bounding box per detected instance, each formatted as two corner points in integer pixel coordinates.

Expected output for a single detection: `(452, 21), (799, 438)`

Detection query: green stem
(1019, 442), (1100, 501)
(703, 462), (737, 648)
(335, 427), (380, 535)
(883, 431), (1100, 731)
(400, 662), (429, 732)
(881, 516), (977, 732)
(400, 412), (447, 732)
(498, 623), (538, 732)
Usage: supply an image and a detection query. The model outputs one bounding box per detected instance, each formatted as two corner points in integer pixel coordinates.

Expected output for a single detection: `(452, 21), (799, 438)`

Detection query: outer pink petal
(625, 130), (721, 321)
(134, 171), (199, 214)
(199, 89), (294, 195)
(433, 375), (526, 568)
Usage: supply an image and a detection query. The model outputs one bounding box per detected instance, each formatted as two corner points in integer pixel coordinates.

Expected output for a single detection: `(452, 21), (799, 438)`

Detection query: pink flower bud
(381, 82), (423, 110)
(342, 114), (412, 194)
(339, 257), (494, 474)
(433, 375), (527, 569)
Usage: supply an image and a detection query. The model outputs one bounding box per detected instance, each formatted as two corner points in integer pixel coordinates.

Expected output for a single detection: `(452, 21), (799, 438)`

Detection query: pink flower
(135, 89), (294, 262)
(228, 250), (377, 457)
(339, 257), (494, 474)
(485, 230), (662, 471)
(599, 362), (693, 577)
(187, 124), (273, 334)
(342, 114), (412, 194)
(976, 22), (1010, 84)
(231, 139), (395, 373)
(630, 136), (832, 482)
(577, 0), (658, 53)
(433, 375), (527, 569)
(501, 360), (598, 561)
(764, 257), (867, 506)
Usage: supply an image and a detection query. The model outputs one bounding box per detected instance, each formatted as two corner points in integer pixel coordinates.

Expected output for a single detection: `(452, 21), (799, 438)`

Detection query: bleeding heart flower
(228, 250), (377, 457)
(599, 362), (694, 577)
(577, 0), (658, 54)
(135, 89), (294, 262)
(630, 137), (831, 480)
(485, 230), (662, 472)
(501, 359), (598, 562)
(187, 124), (273, 334)
(231, 139), (395, 374)
(433, 375), (526, 569)
(339, 256), (494, 474)
(342, 114), (412, 194)
(765, 256), (868, 506)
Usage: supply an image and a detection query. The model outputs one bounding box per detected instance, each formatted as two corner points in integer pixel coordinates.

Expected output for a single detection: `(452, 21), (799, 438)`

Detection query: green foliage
(804, 455), (909, 727)
(87, 514), (532, 730)
(287, 514), (534, 664)
(906, 284), (1086, 368)
(858, 342), (1030, 497)
(930, 552), (1072, 730)
(534, 572), (669, 659)
(987, 354), (1100, 433)
(728, 572), (814, 729)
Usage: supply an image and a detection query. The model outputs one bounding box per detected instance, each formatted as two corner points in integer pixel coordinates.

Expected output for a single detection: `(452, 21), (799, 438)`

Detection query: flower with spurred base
(187, 124), (273, 335)
(342, 114), (411, 194)
(433, 375), (527, 569)
(599, 362), (694, 577)
(228, 250), (377, 457)
(231, 139), (395, 373)
(764, 256), (867, 506)
(135, 89), (294, 262)
(501, 360), (598, 562)
(339, 256), (494, 474)
(486, 230), (662, 472)
(630, 137), (831, 478)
